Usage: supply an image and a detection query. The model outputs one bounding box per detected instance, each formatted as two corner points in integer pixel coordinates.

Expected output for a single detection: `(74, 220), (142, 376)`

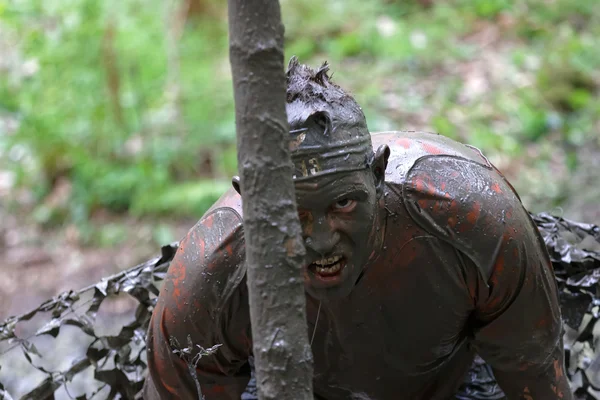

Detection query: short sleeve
(144, 208), (252, 400)
(403, 154), (562, 372)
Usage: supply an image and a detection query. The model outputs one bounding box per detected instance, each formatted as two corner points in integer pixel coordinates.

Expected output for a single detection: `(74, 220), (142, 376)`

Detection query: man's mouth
(309, 255), (345, 277)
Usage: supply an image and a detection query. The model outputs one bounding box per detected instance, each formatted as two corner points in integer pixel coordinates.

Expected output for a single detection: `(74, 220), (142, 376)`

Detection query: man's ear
(232, 176), (241, 195)
(372, 145), (390, 197)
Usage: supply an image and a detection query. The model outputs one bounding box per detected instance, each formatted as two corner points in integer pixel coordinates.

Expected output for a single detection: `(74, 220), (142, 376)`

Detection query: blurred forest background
(0, 0), (599, 320)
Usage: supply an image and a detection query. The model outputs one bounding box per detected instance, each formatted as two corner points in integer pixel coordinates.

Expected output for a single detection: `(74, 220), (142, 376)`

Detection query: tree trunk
(227, 1), (314, 400)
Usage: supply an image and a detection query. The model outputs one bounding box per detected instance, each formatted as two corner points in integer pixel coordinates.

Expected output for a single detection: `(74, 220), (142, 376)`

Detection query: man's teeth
(314, 255), (342, 266)
(313, 256), (342, 274)
(315, 262), (342, 274)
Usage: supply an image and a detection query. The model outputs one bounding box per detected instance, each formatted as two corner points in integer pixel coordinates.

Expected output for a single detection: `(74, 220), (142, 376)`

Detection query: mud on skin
(143, 60), (572, 400)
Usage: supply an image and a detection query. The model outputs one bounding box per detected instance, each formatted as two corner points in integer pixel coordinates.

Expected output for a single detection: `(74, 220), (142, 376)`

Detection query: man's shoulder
(183, 188), (244, 262)
(205, 186), (244, 216)
(164, 189), (247, 314)
(372, 130), (484, 184)
(376, 131), (535, 278)
(177, 186), (245, 278)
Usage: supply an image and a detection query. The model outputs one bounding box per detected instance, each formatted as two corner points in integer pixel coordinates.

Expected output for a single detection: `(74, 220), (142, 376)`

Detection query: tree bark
(227, 1), (314, 400)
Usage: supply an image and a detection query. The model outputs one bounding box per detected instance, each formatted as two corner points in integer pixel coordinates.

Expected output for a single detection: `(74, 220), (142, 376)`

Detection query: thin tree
(227, 1), (314, 399)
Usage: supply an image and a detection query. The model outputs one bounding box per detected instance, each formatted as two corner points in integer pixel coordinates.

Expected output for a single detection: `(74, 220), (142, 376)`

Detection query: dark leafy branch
(169, 335), (223, 400)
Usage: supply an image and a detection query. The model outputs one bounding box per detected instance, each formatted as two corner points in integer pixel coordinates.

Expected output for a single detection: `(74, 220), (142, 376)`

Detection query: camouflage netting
(0, 243), (178, 400)
(0, 212), (600, 400)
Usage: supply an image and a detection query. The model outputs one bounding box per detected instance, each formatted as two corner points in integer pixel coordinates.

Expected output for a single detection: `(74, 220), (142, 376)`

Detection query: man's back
(144, 131), (566, 399)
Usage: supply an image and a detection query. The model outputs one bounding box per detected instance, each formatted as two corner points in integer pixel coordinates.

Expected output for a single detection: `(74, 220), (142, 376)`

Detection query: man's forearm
(493, 352), (573, 399)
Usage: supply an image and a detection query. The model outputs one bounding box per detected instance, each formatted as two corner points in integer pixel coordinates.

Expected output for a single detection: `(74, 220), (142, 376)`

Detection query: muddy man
(143, 58), (571, 399)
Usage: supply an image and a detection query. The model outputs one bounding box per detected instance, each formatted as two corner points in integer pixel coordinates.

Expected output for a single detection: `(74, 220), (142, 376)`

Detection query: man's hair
(284, 57), (373, 181)
(284, 57), (368, 134)
(286, 57), (353, 105)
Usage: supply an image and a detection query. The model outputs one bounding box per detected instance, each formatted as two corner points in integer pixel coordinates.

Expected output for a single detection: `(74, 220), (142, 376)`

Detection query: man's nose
(304, 216), (340, 256)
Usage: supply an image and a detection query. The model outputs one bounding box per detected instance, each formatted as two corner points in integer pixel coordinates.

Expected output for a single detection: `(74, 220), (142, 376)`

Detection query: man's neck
(370, 195), (388, 262)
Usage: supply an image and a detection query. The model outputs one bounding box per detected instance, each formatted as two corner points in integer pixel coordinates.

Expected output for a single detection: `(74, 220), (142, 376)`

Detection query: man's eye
(333, 198), (356, 211)
(298, 209), (313, 221)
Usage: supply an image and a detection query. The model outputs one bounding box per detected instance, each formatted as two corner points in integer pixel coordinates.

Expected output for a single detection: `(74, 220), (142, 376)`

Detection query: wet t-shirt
(143, 131), (565, 400)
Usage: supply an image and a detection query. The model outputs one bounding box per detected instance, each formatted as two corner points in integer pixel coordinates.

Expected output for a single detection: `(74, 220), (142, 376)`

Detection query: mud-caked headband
(290, 133), (372, 181)
(288, 113), (373, 181)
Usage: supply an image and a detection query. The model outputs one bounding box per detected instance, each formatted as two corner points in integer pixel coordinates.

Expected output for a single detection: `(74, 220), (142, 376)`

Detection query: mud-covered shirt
(143, 131), (566, 400)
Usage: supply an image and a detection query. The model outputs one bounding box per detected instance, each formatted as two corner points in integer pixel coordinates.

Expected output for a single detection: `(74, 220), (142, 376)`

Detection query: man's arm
(402, 152), (572, 399)
(468, 224), (571, 398)
(144, 206), (252, 400)
(489, 347), (570, 399)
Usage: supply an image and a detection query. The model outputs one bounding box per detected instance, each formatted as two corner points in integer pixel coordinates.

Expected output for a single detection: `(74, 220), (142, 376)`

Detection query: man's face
(295, 168), (380, 301)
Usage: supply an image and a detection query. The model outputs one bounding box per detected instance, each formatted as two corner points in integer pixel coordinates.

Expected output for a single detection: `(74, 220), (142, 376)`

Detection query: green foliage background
(0, 0), (599, 238)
